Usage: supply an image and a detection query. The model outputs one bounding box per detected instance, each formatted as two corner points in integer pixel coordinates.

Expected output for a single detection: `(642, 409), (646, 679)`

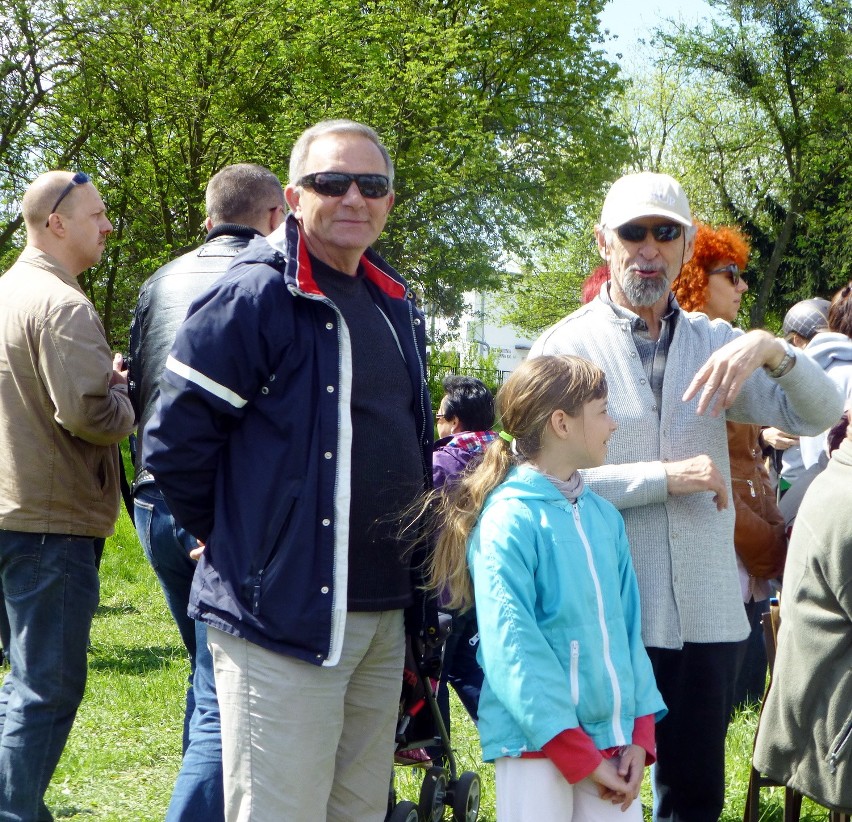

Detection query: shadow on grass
(88, 645), (183, 675)
(54, 807), (96, 818)
(95, 602), (140, 616)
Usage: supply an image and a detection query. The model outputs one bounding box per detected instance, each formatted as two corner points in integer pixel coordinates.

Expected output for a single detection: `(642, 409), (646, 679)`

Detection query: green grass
(38, 511), (835, 820)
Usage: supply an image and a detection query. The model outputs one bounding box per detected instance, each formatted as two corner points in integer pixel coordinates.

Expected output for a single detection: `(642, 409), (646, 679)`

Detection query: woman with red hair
(673, 223), (786, 708)
(673, 223), (750, 322)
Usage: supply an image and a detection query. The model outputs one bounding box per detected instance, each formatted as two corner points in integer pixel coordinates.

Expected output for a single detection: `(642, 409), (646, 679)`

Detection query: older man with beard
(529, 172), (842, 822)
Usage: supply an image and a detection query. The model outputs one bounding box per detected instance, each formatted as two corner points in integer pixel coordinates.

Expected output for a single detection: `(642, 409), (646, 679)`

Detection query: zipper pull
(252, 570), (264, 615)
(747, 479), (756, 498)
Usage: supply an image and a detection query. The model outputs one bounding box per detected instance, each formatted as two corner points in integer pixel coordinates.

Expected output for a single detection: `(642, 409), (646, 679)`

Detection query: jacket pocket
(570, 640), (580, 705)
(245, 478), (302, 615)
(828, 717), (852, 774)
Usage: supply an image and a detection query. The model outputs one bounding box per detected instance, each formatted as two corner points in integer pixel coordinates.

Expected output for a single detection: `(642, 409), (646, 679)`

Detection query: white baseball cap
(600, 172), (693, 229)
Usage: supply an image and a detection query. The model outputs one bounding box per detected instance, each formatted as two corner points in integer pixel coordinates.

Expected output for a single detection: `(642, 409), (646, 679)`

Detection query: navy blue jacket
(144, 214), (433, 665)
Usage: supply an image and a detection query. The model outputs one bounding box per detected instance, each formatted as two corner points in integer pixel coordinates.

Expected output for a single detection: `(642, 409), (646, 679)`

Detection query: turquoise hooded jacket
(468, 465), (666, 762)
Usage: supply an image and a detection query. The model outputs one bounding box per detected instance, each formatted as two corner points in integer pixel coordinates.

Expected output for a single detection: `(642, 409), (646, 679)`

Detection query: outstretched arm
(683, 330), (789, 417)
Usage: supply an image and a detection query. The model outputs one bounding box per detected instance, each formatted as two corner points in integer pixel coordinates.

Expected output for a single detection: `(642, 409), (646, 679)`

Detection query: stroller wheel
(387, 799), (420, 822)
(452, 771), (481, 822)
(419, 766), (448, 822)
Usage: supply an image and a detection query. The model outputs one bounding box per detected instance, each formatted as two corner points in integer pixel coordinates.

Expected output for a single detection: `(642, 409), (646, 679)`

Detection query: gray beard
(620, 271), (671, 307)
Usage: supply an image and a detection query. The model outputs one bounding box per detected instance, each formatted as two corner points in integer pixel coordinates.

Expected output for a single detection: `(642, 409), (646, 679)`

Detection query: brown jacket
(727, 420), (787, 578)
(0, 247), (136, 537)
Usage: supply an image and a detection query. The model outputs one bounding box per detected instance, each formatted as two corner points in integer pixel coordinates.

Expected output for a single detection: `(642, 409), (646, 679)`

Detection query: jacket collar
(205, 223), (262, 243)
(266, 214), (407, 300)
(18, 246), (86, 297)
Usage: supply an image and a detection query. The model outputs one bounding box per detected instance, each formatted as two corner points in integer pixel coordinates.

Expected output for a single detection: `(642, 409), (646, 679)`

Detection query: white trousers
(495, 757), (644, 822)
(209, 610), (405, 822)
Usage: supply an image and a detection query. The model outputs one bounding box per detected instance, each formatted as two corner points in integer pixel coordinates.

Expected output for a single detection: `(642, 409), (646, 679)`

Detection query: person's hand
(615, 744), (646, 802)
(664, 455), (728, 511)
(590, 758), (632, 810)
(761, 427), (798, 451)
(683, 330), (787, 417)
(189, 540), (205, 561)
(110, 351), (128, 387)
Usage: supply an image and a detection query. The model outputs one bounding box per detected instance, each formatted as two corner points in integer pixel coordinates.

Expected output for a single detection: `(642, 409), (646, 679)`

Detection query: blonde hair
(427, 355), (607, 609)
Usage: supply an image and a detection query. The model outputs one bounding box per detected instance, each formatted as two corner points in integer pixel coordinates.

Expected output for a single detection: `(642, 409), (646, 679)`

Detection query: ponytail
(427, 434), (516, 609)
(425, 354), (606, 610)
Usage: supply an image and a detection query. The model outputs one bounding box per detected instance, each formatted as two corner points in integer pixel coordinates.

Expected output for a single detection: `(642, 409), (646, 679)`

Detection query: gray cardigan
(530, 297), (843, 648)
(753, 438), (852, 812)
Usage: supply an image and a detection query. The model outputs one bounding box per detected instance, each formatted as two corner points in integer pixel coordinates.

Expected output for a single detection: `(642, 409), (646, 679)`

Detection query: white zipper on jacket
(570, 640), (580, 705)
(571, 502), (626, 746)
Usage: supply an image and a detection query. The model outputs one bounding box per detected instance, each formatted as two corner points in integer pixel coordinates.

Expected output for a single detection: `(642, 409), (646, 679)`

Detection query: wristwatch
(763, 346), (796, 378)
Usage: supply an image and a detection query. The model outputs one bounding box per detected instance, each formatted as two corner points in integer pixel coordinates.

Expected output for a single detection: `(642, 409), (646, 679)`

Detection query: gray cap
(782, 298), (830, 340)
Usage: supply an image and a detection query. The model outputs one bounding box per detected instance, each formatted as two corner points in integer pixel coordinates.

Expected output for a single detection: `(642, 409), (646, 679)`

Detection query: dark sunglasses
(709, 263), (742, 285)
(297, 172), (390, 199)
(45, 171), (91, 227)
(615, 223), (683, 243)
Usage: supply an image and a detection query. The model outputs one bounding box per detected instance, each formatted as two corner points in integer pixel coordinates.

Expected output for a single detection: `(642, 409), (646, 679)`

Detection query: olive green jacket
(753, 437), (852, 813)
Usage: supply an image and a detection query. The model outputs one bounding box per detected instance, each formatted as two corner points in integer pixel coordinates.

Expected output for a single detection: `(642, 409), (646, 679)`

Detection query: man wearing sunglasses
(0, 171), (136, 819)
(530, 172), (842, 822)
(145, 120), (433, 821)
(128, 163), (285, 822)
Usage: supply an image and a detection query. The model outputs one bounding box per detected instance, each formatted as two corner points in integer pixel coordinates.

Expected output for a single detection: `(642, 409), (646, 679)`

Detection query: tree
(0, 0), (89, 260)
(1, 0), (629, 346)
(658, 0), (852, 325)
(495, 213), (601, 336)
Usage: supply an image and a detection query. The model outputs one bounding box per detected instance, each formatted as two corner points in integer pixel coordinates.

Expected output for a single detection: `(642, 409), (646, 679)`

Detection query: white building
(429, 289), (534, 380)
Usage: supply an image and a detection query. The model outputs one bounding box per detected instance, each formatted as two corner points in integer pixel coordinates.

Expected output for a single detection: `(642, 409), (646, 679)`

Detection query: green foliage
(495, 214), (601, 337)
(0, 0), (629, 348)
(634, 0), (852, 325)
(428, 343), (502, 413)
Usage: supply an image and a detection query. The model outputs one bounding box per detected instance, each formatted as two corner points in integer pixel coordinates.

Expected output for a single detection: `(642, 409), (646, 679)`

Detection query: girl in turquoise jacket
(428, 354), (666, 821)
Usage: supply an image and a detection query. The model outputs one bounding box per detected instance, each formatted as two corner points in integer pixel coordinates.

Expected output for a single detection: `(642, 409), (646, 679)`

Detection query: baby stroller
(386, 613), (482, 822)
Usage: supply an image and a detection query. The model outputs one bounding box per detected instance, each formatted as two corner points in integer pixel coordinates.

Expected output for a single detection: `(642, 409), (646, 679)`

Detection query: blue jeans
(134, 485), (198, 745)
(133, 485), (224, 821)
(166, 621), (223, 821)
(0, 530), (100, 822)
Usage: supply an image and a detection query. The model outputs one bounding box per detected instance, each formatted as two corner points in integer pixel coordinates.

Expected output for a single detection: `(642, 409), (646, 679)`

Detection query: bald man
(0, 171), (136, 820)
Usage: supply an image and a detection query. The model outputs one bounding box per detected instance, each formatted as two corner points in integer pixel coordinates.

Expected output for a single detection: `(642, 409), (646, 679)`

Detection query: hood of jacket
(482, 464), (587, 511)
(805, 331), (852, 369)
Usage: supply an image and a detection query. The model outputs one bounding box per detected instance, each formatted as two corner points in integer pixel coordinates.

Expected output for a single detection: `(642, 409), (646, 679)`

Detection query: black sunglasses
(297, 172), (390, 199)
(615, 223), (683, 243)
(45, 171), (91, 227)
(709, 263), (742, 285)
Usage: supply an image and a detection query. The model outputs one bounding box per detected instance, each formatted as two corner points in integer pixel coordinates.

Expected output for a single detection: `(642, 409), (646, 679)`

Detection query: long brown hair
(427, 355), (607, 609)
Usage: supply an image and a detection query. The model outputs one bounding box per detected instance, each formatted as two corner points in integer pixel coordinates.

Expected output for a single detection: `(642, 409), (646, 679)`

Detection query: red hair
(673, 222), (750, 312)
(581, 265), (609, 304)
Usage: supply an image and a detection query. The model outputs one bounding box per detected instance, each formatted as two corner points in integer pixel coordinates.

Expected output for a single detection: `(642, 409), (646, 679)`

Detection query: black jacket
(128, 225), (261, 490)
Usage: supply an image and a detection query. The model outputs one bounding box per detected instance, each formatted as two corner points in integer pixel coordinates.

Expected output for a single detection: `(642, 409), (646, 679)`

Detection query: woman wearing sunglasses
(673, 222), (787, 709)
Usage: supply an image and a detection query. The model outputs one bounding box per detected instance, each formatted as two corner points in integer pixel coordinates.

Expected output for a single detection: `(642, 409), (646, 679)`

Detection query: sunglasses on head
(45, 171), (91, 227)
(615, 223), (683, 243)
(709, 263), (742, 285)
(297, 172), (390, 199)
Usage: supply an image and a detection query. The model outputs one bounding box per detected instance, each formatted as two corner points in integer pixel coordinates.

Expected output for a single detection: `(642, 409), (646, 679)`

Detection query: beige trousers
(209, 610), (405, 822)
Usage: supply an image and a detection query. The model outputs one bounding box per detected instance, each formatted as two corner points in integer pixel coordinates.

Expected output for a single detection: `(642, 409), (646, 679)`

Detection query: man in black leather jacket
(127, 163), (284, 822)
